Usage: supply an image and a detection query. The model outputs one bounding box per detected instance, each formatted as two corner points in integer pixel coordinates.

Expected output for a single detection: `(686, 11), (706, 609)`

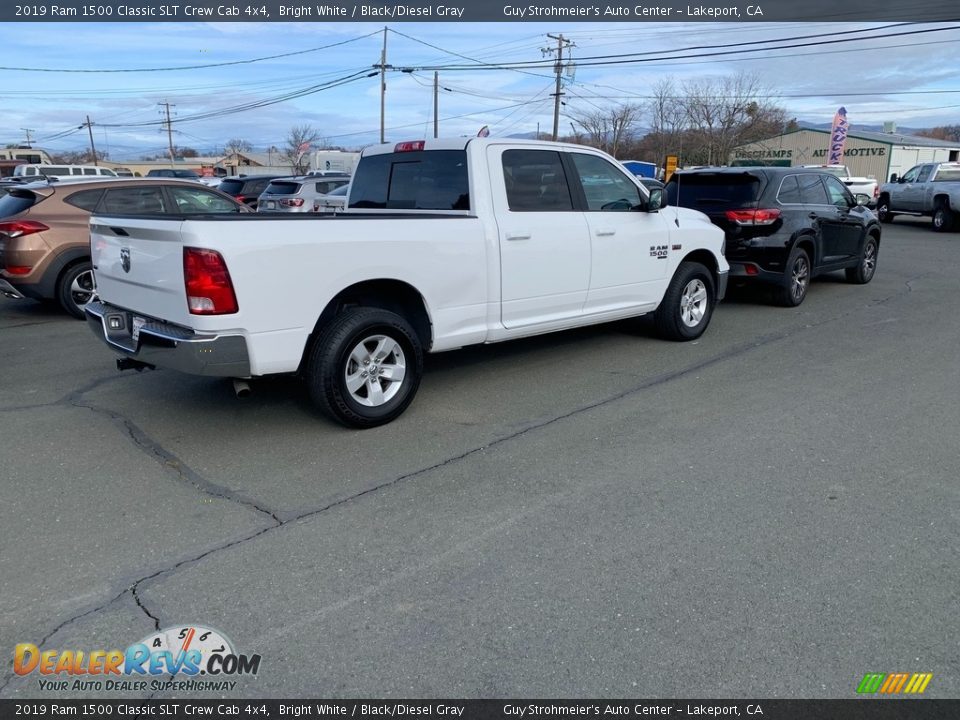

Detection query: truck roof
(360, 137), (611, 157)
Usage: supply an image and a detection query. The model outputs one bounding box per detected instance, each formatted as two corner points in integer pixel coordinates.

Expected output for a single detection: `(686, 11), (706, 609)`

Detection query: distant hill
(798, 121), (928, 136)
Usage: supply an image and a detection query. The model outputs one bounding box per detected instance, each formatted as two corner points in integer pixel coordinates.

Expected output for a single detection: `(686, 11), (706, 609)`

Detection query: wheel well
(680, 249), (721, 291)
(307, 279), (432, 365)
(794, 236), (816, 265)
(933, 194), (950, 209)
(54, 253), (92, 297)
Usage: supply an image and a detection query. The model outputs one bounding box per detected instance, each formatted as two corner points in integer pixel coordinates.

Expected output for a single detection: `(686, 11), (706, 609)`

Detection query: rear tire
(876, 196), (894, 224)
(932, 204), (954, 233)
(654, 261), (715, 341)
(57, 260), (95, 319)
(845, 236), (879, 284)
(774, 246), (811, 307)
(305, 307), (423, 428)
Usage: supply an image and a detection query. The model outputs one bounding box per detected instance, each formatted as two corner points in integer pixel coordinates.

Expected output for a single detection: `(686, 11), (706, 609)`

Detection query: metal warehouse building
(731, 128), (960, 182)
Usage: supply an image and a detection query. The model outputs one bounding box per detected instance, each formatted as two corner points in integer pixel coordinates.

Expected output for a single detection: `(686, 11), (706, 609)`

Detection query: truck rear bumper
(85, 299), (251, 377)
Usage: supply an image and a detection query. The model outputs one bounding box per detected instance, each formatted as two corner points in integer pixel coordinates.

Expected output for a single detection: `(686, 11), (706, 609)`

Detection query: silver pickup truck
(876, 162), (960, 232)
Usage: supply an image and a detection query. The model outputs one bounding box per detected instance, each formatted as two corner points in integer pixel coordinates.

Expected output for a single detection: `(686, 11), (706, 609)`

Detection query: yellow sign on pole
(664, 154), (679, 182)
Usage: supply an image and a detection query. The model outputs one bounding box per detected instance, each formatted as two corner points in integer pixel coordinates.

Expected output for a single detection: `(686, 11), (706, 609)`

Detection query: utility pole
(433, 71), (439, 139)
(379, 27), (387, 144)
(544, 34), (574, 141)
(84, 116), (99, 166)
(20, 128), (34, 147)
(159, 102), (176, 167)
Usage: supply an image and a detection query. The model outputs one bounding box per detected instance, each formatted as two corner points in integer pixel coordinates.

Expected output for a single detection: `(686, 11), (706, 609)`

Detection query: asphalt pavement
(1, 218), (957, 699)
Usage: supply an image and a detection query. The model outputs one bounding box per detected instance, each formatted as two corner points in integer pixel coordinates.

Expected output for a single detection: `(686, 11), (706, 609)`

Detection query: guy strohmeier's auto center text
(502, 4), (760, 17)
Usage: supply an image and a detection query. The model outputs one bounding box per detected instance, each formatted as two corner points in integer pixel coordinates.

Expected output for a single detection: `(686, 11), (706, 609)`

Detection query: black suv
(666, 167), (881, 306)
(217, 175), (287, 208)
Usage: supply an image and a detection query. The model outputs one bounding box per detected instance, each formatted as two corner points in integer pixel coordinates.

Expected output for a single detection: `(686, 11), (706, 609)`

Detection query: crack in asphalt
(1, 272), (928, 694)
(66, 397), (283, 525)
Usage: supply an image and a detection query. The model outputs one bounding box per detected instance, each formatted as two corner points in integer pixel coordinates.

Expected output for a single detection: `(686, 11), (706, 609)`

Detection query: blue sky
(3, 21), (959, 159)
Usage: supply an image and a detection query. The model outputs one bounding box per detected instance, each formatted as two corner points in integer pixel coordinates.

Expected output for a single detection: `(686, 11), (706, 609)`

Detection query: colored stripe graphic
(857, 673), (885, 693)
(904, 673), (933, 694)
(857, 672), (932, 694)
(880, 673), (908, 694)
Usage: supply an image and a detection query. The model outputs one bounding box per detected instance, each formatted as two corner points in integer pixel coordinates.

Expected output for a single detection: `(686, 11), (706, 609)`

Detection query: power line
(0, 31), (381, 73)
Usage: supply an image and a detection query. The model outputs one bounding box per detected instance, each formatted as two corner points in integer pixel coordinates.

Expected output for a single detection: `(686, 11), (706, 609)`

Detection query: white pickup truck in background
(86, 138), (728, 428)
(801, 164), (878, 207)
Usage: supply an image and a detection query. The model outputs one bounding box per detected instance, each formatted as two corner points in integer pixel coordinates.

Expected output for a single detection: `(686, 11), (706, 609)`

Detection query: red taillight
(743, 264), (760, 276)
(5, 265), (32, 275)
(394, 140), (425, 152)
(724, 208), (781, 226)
(0, 220), (49, 238)
(183, 248), (238, 315)
(873, 186), (879, 198)
(234, 195), (245, 202)
(279, 198), (305, 207)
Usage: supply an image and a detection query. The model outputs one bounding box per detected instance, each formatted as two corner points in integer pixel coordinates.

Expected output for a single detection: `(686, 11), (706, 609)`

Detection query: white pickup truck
(801, 164), (878, 207)
(86, 138), (728, 428)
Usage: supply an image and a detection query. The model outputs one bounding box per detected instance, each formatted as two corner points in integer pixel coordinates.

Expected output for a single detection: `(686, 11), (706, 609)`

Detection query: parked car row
(213, 173), (352, 212)
(0, 177), (247, 318)
(2, 156), (882, 325)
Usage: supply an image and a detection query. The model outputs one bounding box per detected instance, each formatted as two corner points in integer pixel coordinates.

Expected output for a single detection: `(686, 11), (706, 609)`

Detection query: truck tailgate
(91, 217), (192, 326)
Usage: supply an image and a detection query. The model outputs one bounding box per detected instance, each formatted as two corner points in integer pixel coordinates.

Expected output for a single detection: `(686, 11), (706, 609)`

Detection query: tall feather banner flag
(828, 107), (849, 165)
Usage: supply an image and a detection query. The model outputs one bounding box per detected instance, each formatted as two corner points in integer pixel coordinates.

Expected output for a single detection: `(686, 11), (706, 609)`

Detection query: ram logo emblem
(120, 247), (131, 273)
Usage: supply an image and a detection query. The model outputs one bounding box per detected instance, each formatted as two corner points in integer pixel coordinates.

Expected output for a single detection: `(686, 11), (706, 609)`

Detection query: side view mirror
(647, 188), (664, 212)
(854, 193), (870, 206)
(889, 173), (898, 182)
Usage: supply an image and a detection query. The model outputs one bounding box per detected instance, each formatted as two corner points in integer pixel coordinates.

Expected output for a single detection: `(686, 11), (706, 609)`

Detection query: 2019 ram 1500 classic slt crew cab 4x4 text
(85, 138), (729, 428)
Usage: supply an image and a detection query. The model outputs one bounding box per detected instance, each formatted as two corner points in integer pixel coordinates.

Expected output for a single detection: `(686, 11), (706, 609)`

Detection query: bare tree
(224, 138), (253, 155)
(282, 125), (322, 174)
(681, 72), (787, 165)
(570, 103), (643, 158)
(644, 77), (687, 164)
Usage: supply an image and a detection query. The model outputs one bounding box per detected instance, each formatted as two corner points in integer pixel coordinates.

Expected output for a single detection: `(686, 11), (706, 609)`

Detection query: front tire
(306, 307), (423, 428)
(57, 260), (95, 319)
(932, 204), (954, 233)
(845, 236), (879, 284)
(654, 261), (715, 341)
(774, 246), (811, 307)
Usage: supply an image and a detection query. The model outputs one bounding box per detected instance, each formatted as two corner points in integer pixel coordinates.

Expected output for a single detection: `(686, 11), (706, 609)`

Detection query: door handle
(807, 213), (819, 219)
(505, 232), (531, 241)
(595, 228), (616, 236)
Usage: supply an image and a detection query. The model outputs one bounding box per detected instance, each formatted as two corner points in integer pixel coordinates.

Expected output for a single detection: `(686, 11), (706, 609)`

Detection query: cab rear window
(349, 150), (469, 211)
(263, 182), (302, 195)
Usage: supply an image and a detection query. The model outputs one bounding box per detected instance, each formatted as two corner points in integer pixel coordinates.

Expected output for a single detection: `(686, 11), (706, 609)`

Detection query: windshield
(263, 181), (302, 195)
(0, 189), (42, 217)
(666, 173), (761, 208)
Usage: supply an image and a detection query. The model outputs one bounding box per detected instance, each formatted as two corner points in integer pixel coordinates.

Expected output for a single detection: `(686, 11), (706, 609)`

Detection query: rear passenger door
(797, 173), (846, 266)
(489, 146), (591, 329)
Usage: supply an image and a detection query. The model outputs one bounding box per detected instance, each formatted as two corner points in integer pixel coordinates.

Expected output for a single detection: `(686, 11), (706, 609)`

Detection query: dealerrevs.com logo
(14, 624), (261, 692)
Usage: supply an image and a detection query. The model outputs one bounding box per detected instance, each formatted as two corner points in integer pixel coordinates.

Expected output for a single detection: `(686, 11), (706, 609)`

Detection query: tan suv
(0, 177), (246, 318)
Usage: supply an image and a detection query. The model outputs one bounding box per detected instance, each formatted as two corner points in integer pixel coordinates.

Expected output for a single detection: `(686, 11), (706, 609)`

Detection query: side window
(798, 174), (829, 205)
(823, 175), (852, 207)
(502, 149), (573, 212)
(65, 188), (105, 211)
(83, 168), (97, 175)
(900, 166), (921, 183)
(101, 188), (168, 214)
(777, 175), (802, 204)
(916, 165), (933, 183)
(570, 153), (642, 211)
(167, 186), (239, 214)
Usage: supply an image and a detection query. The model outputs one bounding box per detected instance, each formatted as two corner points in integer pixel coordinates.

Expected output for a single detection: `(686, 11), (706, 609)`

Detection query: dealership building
(731, 127), (960, 182)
